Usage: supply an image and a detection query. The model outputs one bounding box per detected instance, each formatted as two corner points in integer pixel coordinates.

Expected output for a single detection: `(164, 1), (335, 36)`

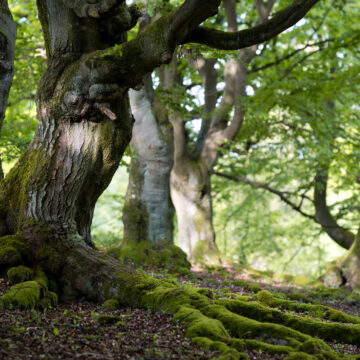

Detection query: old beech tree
(0, 0), (319, 303)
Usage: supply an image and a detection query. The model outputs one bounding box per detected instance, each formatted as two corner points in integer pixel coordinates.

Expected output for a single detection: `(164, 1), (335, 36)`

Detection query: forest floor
(1, 264), (360, 360)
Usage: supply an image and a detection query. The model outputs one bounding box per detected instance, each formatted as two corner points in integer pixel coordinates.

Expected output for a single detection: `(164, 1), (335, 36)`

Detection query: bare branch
(214, 171), (317, 221)
(248, 38), (334, 74)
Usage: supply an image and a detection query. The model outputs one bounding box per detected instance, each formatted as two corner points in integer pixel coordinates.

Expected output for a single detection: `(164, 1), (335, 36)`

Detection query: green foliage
(1, 1), (45, 169)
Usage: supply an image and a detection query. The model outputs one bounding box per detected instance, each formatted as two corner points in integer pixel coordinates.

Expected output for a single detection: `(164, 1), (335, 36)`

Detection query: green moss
(7, 326), (26, 333)
(7, 266), (33, 284)
(0, 234), (31, 275)
(257, 290), (360, 324)
(283, 353), (315, 360)
(196, 288), (215, 299)
(0, 269), (57, 310)
(297, 340), (321, 355)
(175, 306), (229, 339)
(231, 280), (262, 293)
(192, 337), (213, 349)
(112, 273), (356, 359)
(231, 338), (293, 355)
(219, 297), (360, 345)
(0, 281), (41, 309)
(214, 349), (246, 360)
(102, 299), (119, 310)
(201, 302), (308, 347)
(210, 341), (230, 352)
(116, 270), (163, 307)
(109, 242), (191, 274)
(39, 291), (58, 309)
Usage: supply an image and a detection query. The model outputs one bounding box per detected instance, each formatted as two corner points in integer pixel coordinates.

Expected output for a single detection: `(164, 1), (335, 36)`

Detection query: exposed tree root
(2, 234), (360, 359)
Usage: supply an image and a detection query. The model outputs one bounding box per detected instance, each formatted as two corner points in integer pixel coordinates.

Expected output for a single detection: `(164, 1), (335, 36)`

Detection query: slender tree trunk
(0, 0), (16, 180)
(123, 75), (174, 247)
(314, 166), (354, 250)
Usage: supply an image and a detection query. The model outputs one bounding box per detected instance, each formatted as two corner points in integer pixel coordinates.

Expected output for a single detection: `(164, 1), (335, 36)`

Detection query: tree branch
(195, 58), (218, 156)
(184, 0), (320, 50)
(314, 166), (355, 250)
(214, 171), (317, 221)
(248, 38), (334, 74)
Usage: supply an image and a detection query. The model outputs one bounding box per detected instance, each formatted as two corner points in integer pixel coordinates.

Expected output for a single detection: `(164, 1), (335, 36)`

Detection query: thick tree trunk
(0, 0), (223, 299)
(0, 3), (133, 247)
(0, 0), (16, 179)
(170, 143), (221, 264)
(123, 75), (174, 247)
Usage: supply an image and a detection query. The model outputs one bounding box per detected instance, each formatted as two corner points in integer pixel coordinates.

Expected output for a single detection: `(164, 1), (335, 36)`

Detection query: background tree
(0, 0), (16, 179)
(120, 11), (179, 265)
(167, 0), (275, 264)
(211, 0), (360, 277)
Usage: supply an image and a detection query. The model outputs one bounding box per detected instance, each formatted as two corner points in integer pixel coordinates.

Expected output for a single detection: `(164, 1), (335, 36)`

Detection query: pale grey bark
(0, 0), (16, 179)
(170, 0), (274, 263)
(170, 155), (218, 262)
(123, 75), (174, 246)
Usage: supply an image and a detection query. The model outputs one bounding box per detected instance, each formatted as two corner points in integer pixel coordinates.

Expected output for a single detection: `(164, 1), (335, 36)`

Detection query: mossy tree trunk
(170, 0), (274, 264)
(0, 0), (16, 180)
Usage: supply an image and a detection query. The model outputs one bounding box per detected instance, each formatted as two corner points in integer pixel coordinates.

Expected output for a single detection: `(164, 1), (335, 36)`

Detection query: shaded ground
(1, 264), (360, 359)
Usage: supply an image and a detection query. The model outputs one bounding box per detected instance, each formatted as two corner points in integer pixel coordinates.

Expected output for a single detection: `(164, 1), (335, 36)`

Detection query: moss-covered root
(217, 296), (360, 345)
(107, 273), (360, 360)
(0, 269), (58, 310)
(257, 290), (360, 324)
(107, 241), (192, 275)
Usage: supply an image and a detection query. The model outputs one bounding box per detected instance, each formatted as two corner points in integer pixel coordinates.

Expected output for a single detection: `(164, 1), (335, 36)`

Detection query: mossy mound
(0, 269), (58, 310)
(7, 266), (34, 284)
(107, 241), (192, 275)
(102, 298), (120, 310)
(0, 235), (31, 275)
